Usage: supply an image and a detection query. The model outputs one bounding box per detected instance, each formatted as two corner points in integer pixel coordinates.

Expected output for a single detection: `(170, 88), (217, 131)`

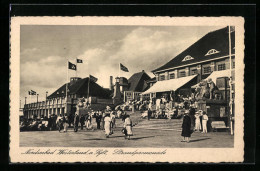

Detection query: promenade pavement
(20, 111), (234, 148)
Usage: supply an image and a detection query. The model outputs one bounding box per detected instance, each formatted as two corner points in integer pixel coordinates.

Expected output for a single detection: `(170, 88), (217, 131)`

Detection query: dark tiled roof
(152, 26), (235, 73)
(128, 71), (151, 92)
(48, 77), (112, 99)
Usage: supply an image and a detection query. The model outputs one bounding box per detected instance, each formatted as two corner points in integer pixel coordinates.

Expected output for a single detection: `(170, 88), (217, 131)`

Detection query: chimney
(110, 76), (114, 90)
(142, 70), (145, 73)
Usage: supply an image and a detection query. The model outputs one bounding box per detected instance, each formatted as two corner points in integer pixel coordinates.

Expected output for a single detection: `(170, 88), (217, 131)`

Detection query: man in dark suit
(74, 113), (79, 132)
(96, 111), (102, 129)
(80, 114), (85, 130)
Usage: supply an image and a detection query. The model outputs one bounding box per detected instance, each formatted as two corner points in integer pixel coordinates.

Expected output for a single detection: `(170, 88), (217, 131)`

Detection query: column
(155, 73), (159, 81)
(166, 71), (169, 80)
(185, 67), (189, 76)
(210, 61), (215, 72)
(225, 58), (230, 69)
(197, 64), (202, 83)
(173, 69), (178, 79)
(56, 98), (58, 116)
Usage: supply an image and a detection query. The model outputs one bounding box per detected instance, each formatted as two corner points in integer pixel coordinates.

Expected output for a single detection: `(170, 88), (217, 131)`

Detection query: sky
(20, 25), (224, 106)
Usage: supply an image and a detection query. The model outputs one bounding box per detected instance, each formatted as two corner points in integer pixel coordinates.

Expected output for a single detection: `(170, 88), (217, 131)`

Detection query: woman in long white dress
(104, 114), (112, 138)
(124, 115), (133, 140)
(194, 111), (202, 131)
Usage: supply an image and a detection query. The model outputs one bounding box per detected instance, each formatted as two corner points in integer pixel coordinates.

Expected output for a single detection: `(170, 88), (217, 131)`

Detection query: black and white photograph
(10, 17), (244, 163)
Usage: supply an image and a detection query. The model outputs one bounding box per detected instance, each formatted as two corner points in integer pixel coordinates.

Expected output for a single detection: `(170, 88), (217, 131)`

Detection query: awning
(141, 75), (197, 95)
(191, 70), (232, 88)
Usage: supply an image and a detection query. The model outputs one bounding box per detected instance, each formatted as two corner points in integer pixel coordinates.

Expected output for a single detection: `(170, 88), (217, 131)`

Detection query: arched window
(205, 49), (220, 56)
(182, 55), (194, 62)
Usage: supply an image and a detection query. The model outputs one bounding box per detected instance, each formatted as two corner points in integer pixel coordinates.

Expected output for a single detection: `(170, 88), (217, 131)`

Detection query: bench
(211, 121), (229, 132)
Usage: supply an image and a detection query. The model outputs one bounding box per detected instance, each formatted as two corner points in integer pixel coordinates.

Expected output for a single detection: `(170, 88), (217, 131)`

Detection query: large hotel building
(143, 26), (235, 100)
(23, 77), (112, 119)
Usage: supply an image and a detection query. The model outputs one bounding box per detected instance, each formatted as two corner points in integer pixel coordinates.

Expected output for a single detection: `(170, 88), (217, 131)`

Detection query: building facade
(143, 26), (235, 99)
(117, 70), (151, 102)
(23, 76), (112, 119)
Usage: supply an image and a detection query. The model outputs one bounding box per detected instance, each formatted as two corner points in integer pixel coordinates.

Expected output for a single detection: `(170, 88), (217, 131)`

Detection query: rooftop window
(205, 49), (220, 56)
(182, 55), (194, 62)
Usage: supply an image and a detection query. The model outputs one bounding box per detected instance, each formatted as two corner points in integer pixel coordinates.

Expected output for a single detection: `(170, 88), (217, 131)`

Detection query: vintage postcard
(10, 17), (244, 163)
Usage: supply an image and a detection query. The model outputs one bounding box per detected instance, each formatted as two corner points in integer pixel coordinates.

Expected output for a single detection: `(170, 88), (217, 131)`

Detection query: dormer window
(182, 55), (194, 62)
(205, 49), (220, 56)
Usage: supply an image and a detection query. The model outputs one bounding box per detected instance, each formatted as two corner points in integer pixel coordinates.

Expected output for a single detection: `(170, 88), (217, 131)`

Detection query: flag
(77, 59), (83, 63)
(29, 90), (36, 95)
(120, 63), (129, 72)
(89, 75), (98, 82)
(68, 61), (77, 70)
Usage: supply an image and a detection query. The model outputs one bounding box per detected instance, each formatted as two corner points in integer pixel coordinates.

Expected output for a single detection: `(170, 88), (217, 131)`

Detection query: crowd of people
(181, 109), (209, 143)
(20, 106), (134, 140)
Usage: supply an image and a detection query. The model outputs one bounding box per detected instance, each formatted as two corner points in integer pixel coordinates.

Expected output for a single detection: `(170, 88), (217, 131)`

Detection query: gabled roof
(128, 71), (151, 92)
(48, 77), (111, 99)
(152, 26), (235, 73)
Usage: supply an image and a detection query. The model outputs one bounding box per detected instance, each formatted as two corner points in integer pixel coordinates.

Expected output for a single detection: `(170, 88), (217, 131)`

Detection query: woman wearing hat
(181, 110), (192, 143)
(104, 113), (112, 138)
(123, 115), (133, 140)
(202, 111), (209, 133)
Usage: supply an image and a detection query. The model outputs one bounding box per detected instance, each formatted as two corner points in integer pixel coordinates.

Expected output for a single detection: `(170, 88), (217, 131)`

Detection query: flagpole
(119, 63), (120, 78)
(87, 74), (90, 99)
(228, 25), (233, 135)
(66, 60), (69, 115)
(76, 58), (78, 77)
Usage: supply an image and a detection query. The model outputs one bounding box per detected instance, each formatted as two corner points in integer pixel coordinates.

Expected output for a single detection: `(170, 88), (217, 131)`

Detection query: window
(182, 55), (194, 62)
(169, 73), (175, 79)
(203, 66), (211, 74)
(190, 69), (197, 75)
(218, 64), (226, 71)
(233, 61), (235, 68)
(160, 75), (165, 81)
(205, 49), (220, 56)
(179, 71), (186, 78)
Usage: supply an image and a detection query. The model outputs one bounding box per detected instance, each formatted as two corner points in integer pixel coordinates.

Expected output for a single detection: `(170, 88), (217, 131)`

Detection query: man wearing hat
(202, 111), (209, 133)
(181, 110), (192, 143)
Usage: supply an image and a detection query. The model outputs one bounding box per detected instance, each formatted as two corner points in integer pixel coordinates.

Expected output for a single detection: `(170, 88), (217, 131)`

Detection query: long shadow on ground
(131, 136), (155, 140)
(189, 138), (211, 142)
